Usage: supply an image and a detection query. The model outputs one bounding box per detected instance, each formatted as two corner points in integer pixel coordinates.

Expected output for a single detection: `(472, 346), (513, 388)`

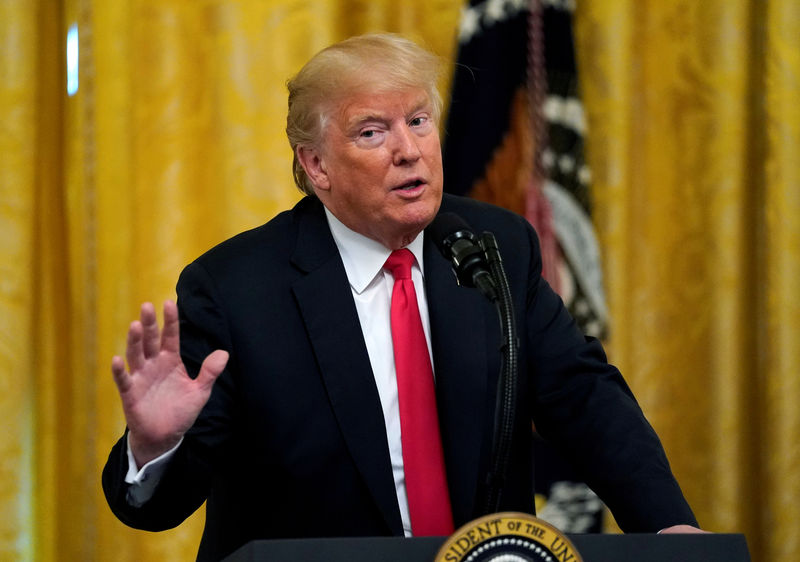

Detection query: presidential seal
(434, 512), (583, 562)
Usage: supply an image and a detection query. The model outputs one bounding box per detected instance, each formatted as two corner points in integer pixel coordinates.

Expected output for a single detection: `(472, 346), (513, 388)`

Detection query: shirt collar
(324, 207), (426, 294)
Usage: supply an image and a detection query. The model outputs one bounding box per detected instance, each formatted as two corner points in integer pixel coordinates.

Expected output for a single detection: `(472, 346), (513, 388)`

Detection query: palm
(111, 301), (228, 466)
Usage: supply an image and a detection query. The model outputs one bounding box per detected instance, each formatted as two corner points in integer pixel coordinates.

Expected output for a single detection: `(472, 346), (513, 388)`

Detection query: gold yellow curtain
(1, 0), (463, 560)
(1, 1), (798, 561)
(576, 2), (800, 561)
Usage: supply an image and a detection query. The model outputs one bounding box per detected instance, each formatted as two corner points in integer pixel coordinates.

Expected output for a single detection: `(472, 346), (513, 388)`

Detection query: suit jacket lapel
(424, 234), (493, 525)
(290, 198), (404, 535)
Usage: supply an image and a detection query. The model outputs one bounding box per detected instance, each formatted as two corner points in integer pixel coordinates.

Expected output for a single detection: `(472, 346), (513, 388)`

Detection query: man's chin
(400, 208), (438, 235)
(381, 215), (434, 249)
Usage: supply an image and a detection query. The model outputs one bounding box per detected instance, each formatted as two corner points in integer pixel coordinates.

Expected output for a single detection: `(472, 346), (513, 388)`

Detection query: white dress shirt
(325, 208), (432, 537)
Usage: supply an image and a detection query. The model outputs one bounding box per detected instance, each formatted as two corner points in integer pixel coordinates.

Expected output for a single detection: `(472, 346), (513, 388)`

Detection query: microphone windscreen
(427, 212), (474, 256)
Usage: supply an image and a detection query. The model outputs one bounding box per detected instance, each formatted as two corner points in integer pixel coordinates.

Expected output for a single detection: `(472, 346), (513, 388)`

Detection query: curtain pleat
(576, 2), (800, 560)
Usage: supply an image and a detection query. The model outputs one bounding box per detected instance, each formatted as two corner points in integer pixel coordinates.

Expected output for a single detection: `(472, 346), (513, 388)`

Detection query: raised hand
(111, 300), (228, 467)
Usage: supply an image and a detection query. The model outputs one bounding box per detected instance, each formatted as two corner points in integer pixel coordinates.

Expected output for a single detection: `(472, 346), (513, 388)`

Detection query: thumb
(196, 349), (229, 388)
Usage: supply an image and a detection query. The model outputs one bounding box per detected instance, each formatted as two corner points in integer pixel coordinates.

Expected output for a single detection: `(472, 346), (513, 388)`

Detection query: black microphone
(428, 212), (498, 301)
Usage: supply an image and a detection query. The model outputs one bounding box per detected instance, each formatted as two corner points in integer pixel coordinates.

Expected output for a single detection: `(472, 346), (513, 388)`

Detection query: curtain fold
(762, 5), (800, 561)
(575, 2), (800, 560)
(1, 1), (39, 559)
(1, 1), (797, 561)
(2, 1), (463, 560)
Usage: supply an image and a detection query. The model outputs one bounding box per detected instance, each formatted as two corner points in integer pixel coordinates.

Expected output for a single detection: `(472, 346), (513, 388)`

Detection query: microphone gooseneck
(428, 212), (519, 515)
(480, 231), (518, 515)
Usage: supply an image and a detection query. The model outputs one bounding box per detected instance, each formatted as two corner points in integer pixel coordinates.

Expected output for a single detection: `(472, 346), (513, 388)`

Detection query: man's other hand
(660, 525), (710, 534)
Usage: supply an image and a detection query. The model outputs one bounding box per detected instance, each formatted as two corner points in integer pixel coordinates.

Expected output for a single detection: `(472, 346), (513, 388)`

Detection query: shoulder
(438, 193), (537, 247)
(190, 196), (322, 267)
(179, 196), (325, 287)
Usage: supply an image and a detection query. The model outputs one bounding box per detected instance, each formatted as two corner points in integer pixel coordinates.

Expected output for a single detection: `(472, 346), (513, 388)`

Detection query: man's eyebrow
(344, 99), (432, 129)
(408, 97), (432, 115)
(347, 112), (388, 128)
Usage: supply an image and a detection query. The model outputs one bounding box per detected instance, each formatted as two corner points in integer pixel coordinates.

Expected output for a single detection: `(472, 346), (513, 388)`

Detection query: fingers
(659, 525), (710, 534)
(120, 300), (180, 376)
(111, 355), (129, 392)
(125, 320), (145, 373)
(196, 350), (229, 389)
(140, 302), (160, 358)
(161, 300), (180, 354)
(126, 302), (156, 373)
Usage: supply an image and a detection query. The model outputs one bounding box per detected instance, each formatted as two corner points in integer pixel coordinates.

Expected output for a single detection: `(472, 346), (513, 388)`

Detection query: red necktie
(384, 249), (454, 536)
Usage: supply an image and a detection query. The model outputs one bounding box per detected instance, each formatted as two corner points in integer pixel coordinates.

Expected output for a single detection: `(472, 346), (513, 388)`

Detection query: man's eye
(410, 116), (427, 127)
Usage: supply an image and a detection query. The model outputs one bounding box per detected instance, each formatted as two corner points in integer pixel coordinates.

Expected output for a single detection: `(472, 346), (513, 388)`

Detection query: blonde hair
(286, 33), (444, 196)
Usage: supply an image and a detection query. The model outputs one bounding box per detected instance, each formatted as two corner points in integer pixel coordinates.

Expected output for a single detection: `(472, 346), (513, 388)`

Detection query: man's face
(305, 87), (443, 250)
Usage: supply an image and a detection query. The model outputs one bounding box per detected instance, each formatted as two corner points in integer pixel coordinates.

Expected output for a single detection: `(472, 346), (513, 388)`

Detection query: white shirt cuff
(124, 434), (183, 507)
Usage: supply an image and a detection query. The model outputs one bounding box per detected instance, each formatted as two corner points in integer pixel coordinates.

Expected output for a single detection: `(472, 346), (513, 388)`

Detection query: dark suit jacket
(103, 194), (696, 561)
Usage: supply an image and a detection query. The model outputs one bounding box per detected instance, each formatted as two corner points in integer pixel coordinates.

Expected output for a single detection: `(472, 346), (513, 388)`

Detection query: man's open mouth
(396, 179), (424, 190)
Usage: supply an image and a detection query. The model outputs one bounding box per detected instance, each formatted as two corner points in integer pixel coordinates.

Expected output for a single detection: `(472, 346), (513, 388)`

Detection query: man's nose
(391, 126), (422, 166)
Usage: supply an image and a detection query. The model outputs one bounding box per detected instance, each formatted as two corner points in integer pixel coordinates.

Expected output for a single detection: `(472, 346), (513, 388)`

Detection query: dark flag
(443, 0), (608, 532)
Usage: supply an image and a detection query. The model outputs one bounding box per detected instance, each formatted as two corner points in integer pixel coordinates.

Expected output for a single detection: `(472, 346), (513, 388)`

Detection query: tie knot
(384, 248), (415, 280)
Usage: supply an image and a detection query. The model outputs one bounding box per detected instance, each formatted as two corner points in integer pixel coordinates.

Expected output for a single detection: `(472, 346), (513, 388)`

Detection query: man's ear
(296, 145), (330, 191)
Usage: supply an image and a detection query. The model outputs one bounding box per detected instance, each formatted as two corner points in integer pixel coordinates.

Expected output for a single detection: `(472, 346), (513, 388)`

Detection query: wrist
(128, 430), (182, 467)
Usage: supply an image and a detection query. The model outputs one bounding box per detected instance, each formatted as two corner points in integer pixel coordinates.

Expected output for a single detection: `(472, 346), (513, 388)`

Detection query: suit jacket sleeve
(103, 199), (403, 560)
(518, 219), (697, 531)
(102, 258), (239, 532)
(435, 194), (697, 532)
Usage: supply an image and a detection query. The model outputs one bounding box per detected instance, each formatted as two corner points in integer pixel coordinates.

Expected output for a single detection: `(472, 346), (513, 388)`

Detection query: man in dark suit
(103, 34), (701, 561)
